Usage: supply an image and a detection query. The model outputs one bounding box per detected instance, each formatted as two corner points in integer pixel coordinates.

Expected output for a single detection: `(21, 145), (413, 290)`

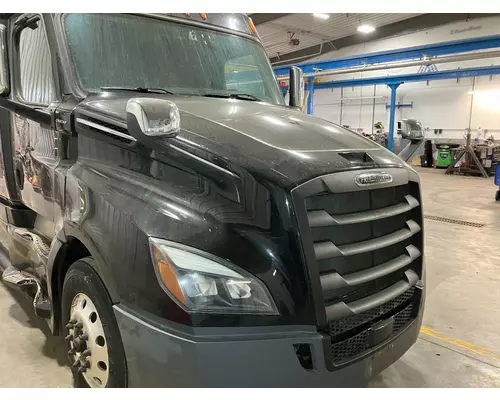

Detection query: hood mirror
(0, 24), (9, 96)
(288, 66), (304, 109)
(126, 97), (180, 139)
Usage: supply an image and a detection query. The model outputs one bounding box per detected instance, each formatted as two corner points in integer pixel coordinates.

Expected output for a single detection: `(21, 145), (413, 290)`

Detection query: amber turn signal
(248, 17), (257, 34)
(151, 245), (186, 305)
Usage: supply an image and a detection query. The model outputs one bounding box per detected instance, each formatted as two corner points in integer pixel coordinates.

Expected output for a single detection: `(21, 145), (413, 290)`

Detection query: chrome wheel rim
(66, 293), (110, 388)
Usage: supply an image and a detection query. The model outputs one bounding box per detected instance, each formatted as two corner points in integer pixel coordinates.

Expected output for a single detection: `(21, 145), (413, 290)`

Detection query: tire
(62, 257), (127, 388)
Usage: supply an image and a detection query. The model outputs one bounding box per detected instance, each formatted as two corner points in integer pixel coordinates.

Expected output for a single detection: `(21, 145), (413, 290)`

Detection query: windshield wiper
(100, 86), (176, 95)
(203, 93), (262, 102)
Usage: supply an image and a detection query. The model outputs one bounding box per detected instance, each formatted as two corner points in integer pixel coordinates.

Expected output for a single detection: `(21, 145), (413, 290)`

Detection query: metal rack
(445, 133), (500, 178)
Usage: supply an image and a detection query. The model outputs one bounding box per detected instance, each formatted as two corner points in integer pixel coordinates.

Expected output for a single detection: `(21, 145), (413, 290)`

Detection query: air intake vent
(76, 117), (136, 145)
(339, 152), (375, 165)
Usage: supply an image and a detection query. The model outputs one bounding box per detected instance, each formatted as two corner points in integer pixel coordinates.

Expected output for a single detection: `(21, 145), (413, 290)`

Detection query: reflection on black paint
(12, 115), (57, 220)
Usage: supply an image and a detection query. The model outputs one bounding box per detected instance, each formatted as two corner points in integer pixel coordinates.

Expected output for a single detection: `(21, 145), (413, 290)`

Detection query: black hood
(76, 92), (408, 188)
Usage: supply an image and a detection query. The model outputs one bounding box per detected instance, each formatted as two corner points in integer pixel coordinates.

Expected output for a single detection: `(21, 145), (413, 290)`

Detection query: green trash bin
(436, 144), (451, 168)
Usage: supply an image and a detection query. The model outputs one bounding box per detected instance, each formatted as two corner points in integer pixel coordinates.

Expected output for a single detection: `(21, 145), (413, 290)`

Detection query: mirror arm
(14, 14), (39, 29)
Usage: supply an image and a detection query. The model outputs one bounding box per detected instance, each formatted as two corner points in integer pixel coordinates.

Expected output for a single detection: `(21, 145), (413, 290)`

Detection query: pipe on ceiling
(276, 50), (500, 81)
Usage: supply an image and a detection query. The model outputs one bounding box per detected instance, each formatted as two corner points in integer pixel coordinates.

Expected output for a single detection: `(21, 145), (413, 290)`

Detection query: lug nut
(64, 334), (73, 341)
(82, 358), (91, 368)
(65, 319), (77, 329)
(75, 322), (83, 329)
(79, 334), (88, 341)
(77, 366), (87, 374)
(82, 349), (91, 357)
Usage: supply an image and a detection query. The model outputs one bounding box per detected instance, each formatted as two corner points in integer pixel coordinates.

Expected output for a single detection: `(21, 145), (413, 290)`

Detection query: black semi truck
(0, 13), (425, 387)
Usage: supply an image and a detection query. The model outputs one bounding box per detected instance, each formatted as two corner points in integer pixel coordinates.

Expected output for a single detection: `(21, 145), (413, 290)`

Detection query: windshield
(63, 13), (284, 105)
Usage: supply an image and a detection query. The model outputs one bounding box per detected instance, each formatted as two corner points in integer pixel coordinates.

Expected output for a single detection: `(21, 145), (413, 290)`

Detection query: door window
(18, 18), (56, 105)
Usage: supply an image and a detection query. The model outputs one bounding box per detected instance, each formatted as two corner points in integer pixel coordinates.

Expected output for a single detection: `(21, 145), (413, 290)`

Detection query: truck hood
(77, 93), (407, 187)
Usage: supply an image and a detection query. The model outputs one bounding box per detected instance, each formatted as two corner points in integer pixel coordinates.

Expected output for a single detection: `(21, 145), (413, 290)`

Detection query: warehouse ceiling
(251, 13), (499, 66)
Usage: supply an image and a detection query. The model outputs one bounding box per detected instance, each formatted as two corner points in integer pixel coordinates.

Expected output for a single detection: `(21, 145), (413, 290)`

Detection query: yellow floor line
(420, 326), (500, 361)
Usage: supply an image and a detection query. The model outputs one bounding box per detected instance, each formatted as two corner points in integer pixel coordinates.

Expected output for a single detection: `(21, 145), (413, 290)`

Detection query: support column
(387, 83), (400, 151)
(307, 77), (315, 115)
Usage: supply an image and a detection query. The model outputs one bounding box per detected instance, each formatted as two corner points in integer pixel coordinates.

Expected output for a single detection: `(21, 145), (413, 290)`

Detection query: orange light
(248, 17), (257, 34)
(184, 13), (191, 17)
(152, 246), (186, 305)
(200, 13), (207, 20)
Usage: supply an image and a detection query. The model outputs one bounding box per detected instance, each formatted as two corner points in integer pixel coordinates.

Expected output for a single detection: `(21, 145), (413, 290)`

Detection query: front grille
(331, 302), (416, 363)
(292, 169), (423, 367)
(329, 286), (415, 336)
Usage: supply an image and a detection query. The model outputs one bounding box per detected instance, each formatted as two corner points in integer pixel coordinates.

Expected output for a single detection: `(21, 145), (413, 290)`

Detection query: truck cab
(0, 13), (425, 387)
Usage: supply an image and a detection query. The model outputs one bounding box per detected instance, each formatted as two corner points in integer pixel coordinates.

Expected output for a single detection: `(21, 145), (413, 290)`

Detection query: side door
(9, 14), (60, 230)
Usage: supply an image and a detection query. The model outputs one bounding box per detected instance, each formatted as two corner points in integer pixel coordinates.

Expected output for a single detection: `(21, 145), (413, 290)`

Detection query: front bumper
(113, 304), (423, 388)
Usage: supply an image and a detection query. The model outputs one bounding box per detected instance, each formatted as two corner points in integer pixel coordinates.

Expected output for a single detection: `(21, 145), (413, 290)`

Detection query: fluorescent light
(468, 90), (500, 110)
(468, 89), (500, 95)
(313, 13), (330, 20)
(358, 24), (375, 34)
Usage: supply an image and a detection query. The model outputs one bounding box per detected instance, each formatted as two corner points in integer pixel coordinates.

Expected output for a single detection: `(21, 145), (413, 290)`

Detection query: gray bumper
(113, 306), (423, 387)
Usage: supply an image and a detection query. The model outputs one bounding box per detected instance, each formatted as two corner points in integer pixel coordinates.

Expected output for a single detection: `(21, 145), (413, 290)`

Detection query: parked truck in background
(0, 13), (425, 387)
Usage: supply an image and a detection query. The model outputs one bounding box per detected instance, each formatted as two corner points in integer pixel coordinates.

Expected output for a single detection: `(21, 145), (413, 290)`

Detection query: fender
(46, 222), (121, 334)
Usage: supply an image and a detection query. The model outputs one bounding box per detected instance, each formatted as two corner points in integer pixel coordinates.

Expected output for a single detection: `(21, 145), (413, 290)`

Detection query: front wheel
(62, 257), (127, 388)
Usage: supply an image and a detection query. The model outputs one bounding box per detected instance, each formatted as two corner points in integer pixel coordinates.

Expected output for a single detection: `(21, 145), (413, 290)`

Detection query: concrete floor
(0, 167), (499, 387)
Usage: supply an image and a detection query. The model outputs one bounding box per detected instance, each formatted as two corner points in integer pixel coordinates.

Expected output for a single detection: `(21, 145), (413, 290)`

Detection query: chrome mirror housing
(288, 66), (304, 108)
(126, 97), (180, 138)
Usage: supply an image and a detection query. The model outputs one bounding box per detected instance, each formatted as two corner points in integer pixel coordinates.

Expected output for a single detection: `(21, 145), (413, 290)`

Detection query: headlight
(149, 238), (279, 315)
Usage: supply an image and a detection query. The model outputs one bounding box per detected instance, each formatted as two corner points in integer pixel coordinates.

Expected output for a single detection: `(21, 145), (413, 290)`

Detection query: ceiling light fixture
(468, 89), (500, 95)
(357, 24), (375, 34)
(313, 13), (330, 20)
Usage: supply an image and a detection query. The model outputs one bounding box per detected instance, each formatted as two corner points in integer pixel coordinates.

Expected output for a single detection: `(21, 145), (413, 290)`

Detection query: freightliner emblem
(354, 172), (393, 187)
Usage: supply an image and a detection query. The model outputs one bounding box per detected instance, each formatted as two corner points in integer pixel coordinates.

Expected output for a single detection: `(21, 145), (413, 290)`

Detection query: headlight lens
(149, 238), (278, 315)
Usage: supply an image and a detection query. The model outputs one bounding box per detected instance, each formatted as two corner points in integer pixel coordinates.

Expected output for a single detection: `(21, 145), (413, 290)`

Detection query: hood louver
(76, 117), (136, 145)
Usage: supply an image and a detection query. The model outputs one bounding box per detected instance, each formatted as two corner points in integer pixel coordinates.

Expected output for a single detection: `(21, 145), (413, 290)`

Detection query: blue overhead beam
(273, 35), (500, 76)
(312, 65), (500, 89)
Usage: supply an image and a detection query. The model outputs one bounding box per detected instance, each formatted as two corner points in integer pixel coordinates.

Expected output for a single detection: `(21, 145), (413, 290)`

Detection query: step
(2, 266), (52, 319)
(13, 228), (50, 258)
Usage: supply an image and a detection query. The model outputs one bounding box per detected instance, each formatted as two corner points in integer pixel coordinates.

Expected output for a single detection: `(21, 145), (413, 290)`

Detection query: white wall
(314, 85), (399, 134)
(310, 15), (500, 141)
